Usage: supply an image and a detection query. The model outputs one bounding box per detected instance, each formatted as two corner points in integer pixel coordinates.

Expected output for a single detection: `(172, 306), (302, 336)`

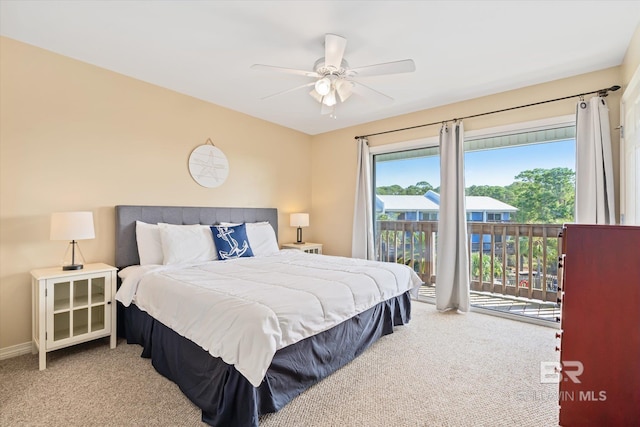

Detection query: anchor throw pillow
(210, 223), (254, 260)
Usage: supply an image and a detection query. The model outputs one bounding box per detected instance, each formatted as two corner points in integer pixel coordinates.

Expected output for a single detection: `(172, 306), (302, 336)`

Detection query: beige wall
(0, 37), (312, 349)
(310, 67), (623, 258)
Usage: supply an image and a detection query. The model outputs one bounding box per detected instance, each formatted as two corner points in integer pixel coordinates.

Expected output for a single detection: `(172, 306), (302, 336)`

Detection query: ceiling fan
(251, 34), (416, 118)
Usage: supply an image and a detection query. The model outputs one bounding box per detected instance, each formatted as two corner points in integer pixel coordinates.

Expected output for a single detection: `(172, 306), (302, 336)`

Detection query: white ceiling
(2, 1), (639, 135)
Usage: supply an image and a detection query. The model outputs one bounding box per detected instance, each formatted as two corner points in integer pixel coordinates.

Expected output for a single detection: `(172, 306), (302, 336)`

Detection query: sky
(375, 139), (576, 188)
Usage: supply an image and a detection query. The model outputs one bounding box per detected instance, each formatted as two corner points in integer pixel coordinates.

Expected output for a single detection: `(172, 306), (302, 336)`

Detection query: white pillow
(219, 221), (279, 257)
(158, 223), (217, 265)
(135, 221), (163, 265)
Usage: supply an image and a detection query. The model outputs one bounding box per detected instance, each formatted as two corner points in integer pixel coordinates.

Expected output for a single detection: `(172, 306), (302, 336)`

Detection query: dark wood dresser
(558, 224), (640, 425)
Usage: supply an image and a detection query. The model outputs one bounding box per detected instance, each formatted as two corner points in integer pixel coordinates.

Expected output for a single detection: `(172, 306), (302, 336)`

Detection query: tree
(510, 167), (575, 224)
(376, 212), (397, 220)
(471, 252), (503, 283)
(376, 181), (433, 195)
(376, 184), (405, 195)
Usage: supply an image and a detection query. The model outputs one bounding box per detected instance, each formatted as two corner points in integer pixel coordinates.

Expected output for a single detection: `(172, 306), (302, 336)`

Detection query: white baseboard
(0, 341), (33, 360)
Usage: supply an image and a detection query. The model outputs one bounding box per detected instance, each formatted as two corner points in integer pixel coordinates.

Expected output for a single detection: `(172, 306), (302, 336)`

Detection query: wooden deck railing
(375, 221), (562, 303)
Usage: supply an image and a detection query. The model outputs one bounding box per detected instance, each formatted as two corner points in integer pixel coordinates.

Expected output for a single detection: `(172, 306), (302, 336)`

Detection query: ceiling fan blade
(324, 34), (347, 69)
(350, 81), (394, 105)
(261, 82), (315, 100)
(349, 59), (416, 77)
(251, 64), (319, 78)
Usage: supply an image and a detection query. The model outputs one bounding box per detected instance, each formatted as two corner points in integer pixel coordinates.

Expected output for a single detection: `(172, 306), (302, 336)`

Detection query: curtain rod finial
(601, 85), (621, 96)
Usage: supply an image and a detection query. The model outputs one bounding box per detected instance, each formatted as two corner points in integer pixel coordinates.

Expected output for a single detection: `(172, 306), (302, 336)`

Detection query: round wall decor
(188, 142), (229, 188)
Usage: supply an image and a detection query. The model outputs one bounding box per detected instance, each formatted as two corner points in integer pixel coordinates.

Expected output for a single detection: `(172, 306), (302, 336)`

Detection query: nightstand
(30, 263), (117, 370)
(281, 242), (323, 254)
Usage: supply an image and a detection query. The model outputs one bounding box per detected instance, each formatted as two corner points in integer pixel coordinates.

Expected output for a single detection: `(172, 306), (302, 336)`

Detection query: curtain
(352, 137), (375, 260)
(436, 121), (470, 312)
(575, 97), (616, 224)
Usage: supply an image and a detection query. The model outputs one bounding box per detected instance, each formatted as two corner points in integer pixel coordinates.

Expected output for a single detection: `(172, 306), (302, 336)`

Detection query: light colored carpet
(0, 301), (559, 426)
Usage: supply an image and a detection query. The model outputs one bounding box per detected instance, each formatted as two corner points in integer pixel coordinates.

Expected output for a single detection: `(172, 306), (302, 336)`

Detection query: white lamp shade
(322, 90), (337, 107)
(314, 77), (331, 96)
(290, 213), (309, 228)
(50, 211), (95, 241)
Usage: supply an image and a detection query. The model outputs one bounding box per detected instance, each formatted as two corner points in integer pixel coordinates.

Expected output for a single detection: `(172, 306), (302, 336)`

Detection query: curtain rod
(354, 84), (621, 140)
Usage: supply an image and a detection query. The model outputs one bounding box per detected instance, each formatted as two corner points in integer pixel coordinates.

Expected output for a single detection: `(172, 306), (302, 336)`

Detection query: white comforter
(116, 250), (422, 387)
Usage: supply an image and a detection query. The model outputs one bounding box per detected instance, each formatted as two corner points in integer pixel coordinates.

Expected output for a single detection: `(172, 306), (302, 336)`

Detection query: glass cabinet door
(90, 276), (106, 331)
(72, 279), (89, 335)
(52, 281), (71, 341)
(47, 271), (111, 347)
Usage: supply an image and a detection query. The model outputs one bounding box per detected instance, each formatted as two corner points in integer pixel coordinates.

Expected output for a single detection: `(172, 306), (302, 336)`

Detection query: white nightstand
(30, 263), (117, 370)
(281, 242), (323, 254)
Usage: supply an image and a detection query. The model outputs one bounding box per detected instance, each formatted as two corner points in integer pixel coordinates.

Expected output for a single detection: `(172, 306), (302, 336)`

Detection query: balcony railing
(376, 220), (563, 303)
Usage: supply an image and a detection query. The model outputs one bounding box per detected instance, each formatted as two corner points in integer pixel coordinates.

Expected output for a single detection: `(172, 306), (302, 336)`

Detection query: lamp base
(60, 240), (86, 271)
(293, 241), (305, 245)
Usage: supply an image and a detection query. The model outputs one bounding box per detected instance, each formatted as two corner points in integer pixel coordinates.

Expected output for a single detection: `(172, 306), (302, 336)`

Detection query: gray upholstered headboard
(115, 205), (278, 269)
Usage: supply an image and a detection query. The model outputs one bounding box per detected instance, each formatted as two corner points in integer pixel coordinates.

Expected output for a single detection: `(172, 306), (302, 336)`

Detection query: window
(421, 212), (438, 221)
(467, 212), (483, 222)
(371, 116), (576, 265)
(464, 125), (576, 224)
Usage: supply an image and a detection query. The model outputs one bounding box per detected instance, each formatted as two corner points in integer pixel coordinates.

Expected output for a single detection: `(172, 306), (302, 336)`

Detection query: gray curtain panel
(436, 121), (470, 312)
(352, 137), (375, 260)
(575, 96), (616, 224)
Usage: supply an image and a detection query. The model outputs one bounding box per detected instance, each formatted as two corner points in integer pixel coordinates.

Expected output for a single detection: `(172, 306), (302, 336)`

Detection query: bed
(114, 205), (422, 427)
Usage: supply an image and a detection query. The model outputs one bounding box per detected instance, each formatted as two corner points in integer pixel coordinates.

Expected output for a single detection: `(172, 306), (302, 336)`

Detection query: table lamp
(290, 213), (309, 244)
(50, 211), (95, 270)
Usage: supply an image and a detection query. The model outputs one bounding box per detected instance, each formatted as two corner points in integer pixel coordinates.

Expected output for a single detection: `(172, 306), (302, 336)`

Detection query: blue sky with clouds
(375, 139), (575, 188)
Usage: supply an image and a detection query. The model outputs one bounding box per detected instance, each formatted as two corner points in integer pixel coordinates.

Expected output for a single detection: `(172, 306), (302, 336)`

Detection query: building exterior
(376, 190), (518, 251)
(376, 190), (518, 222)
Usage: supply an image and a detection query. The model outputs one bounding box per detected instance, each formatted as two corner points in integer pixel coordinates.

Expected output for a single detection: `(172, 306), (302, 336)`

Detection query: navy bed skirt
(120, 291), (412, 427)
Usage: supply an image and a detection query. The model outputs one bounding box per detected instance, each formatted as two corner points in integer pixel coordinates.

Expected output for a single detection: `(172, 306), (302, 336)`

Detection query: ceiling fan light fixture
(322, 90), (337, 107)
(314, 77), (332, 96)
